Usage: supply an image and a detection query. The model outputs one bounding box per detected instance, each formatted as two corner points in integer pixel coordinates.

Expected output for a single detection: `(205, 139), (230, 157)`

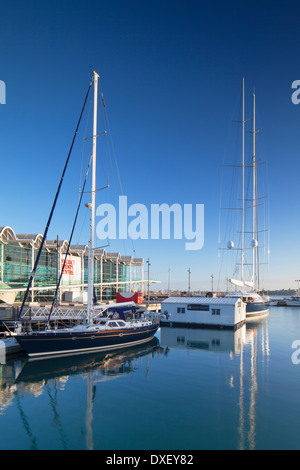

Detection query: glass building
(0, 226), (145, 304)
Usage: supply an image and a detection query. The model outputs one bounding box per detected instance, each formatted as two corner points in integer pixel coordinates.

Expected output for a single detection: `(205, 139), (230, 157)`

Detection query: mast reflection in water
(1, 308), (300, 450)
(160, 319), (270, 451)
(0, 338), (162, 450)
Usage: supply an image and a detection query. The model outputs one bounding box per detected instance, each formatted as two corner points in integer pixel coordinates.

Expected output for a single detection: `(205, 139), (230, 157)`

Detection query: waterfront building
(0, 226), (146, 304)
(160, 296), (246, 330)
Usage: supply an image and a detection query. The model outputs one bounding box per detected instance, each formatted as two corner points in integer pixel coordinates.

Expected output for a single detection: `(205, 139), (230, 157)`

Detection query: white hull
(246, 309), (269, 320)
(285, 299), (300, 307)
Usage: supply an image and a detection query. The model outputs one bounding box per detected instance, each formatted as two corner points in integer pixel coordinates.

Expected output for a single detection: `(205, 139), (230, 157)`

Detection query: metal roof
(0, 225), (144, 266)
(0, 226), (16, 244)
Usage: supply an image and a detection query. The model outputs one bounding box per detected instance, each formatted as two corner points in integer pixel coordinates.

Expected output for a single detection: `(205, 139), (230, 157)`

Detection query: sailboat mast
(87, 70), (99, 324)
(241, 77), (245, 285)
(252, 92), (256, 291)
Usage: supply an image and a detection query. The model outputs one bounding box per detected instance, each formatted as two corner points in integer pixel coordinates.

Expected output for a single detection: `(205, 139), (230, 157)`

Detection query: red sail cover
(116, 292), (143, 304)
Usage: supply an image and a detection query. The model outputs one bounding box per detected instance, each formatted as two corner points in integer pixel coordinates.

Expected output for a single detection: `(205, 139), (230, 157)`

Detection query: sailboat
(12, 71), (160, 358)
(224, 79), (269, 319)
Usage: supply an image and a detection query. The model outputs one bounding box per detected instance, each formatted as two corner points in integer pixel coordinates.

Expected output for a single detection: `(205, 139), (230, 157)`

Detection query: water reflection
(161, 317), (270, 450)
(1, 337), (161, 387)
(240, 317), (270, 450)
(0, 338), (162, 449)
(0, 317), (272, 450)
(160, 325), (246, 354)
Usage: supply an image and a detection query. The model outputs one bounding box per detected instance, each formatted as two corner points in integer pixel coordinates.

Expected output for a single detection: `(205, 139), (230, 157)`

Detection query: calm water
(1, 306), (300, 450)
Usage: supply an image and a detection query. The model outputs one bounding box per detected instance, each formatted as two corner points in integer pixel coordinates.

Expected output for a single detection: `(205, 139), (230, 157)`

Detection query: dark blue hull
(246, 301), (269, 318)
(15, 323), (160, 358)
(17, 337), (160, 382)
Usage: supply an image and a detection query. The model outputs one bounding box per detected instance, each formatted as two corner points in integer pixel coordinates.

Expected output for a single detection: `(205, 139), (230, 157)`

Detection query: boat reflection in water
(0, 338), (162, 450)
(160, 317), (270, 451)
(0, 318), (271, 450)
(160, 325), (246, 355)
(15, 337), (161, 384)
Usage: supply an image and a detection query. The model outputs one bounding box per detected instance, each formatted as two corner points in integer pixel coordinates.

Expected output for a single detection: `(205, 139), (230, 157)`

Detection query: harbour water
(1, 306), (300, 450)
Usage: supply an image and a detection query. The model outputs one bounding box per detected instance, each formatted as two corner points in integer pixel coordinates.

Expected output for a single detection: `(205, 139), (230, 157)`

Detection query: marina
(1, 0), (300, 452)
(0, 76), (295, 420)
(4, 71), (162, 359)
(0, 293), (295, 358)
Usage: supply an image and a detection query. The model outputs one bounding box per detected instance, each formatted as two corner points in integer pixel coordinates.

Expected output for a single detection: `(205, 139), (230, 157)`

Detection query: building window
(212, 308), (221, 315)
(177, 307), (185, 314)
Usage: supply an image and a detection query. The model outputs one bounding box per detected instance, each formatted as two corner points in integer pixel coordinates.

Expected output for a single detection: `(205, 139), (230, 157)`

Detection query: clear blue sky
(1, 0), (300, 290)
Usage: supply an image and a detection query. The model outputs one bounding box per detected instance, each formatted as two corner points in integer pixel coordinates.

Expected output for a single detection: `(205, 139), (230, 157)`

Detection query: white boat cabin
(160, 296), (246, 330)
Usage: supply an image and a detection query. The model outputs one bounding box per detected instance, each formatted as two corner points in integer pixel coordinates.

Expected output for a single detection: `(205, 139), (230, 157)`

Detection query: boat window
(108, 321), (119, 328)
(117, 321), (126, 327)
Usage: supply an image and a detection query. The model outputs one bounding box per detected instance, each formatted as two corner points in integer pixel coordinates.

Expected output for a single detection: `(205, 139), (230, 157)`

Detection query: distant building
(0, 226), (147, 304)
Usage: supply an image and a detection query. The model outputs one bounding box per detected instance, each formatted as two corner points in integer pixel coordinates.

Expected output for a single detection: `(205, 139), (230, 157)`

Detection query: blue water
(1, 306), (300, 450)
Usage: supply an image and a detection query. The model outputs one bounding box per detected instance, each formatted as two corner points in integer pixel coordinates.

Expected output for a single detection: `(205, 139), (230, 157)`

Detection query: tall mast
(241, 77), (245, 285)
(252, 92), (256, 291)
(87, 70), (99, 324)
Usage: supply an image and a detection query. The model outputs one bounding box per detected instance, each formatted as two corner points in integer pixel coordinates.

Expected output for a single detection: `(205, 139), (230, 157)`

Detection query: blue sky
(1, 0), (300, 290)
